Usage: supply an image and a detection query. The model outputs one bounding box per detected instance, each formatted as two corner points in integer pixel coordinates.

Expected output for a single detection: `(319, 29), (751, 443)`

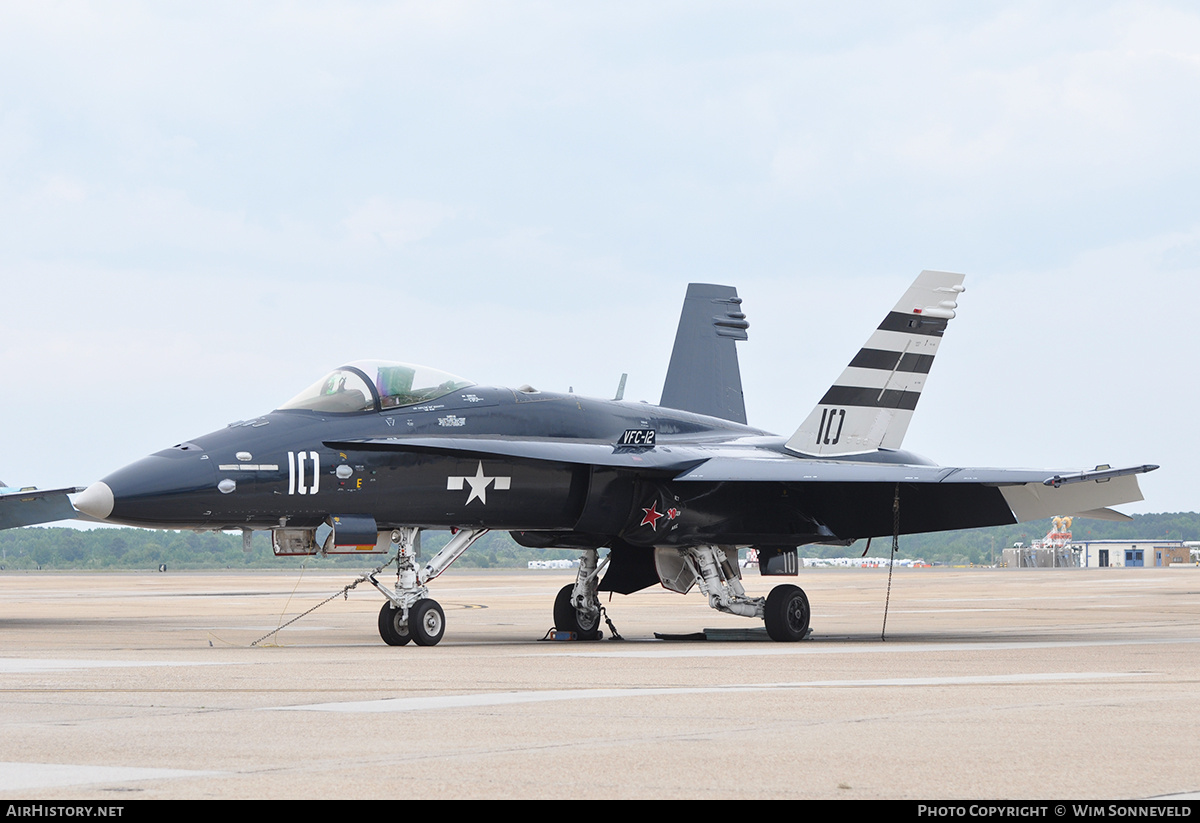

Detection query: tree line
(1, 512), (1197, 571)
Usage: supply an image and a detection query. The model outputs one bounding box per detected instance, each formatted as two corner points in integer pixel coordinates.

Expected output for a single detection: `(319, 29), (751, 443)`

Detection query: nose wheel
(377, 599), (446, 646)
(409, 599), (445, 646)
(378, 603), (412, 646)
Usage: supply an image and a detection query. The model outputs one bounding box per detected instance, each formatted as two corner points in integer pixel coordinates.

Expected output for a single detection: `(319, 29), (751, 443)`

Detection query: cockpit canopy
(278, 360), (475, 414)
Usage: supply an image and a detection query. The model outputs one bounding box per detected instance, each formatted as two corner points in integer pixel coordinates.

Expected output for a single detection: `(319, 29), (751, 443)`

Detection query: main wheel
(378, 603), (412, 646)
(410, 598), (446, 646)
(553, 584), (601, 641)
(764, 584), (811, 642)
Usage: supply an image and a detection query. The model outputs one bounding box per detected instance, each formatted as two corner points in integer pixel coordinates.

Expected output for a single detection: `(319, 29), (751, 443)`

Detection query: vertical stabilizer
(785, 270), (965, 456)
(659, 283), (749, 424)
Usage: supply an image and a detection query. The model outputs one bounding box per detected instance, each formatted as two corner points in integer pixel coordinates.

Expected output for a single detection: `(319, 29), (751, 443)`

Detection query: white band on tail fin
(785, 270), (965, 457)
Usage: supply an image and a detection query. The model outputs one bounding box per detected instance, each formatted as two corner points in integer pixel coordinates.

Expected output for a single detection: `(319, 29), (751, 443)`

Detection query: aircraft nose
(73, 481), (115, 520)
(95, 452), (217, 527)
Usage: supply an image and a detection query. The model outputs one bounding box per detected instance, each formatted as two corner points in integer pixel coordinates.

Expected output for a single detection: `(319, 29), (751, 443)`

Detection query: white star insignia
(447, 461), (511, 506)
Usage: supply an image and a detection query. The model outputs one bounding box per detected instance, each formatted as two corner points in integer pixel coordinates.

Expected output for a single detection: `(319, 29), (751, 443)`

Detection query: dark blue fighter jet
(3, 272), (1156, 646)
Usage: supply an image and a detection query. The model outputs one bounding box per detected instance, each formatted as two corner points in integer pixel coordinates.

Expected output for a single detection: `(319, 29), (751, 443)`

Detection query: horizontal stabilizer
(787, 270), (965, 456)
(1073, 507), (1134, 522)
(675, 458), (963, 484)
(0, 485), (84, 530)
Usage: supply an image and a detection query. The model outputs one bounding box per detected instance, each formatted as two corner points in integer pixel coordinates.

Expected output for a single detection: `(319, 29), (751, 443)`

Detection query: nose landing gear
(370, 527), (487, 647)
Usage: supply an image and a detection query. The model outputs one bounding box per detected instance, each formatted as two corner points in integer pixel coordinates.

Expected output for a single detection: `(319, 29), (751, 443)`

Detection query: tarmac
(1, 565), (1198, 799)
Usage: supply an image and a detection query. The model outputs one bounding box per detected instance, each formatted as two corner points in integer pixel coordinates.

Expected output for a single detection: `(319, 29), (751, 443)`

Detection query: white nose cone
(73, 482), (114, 520)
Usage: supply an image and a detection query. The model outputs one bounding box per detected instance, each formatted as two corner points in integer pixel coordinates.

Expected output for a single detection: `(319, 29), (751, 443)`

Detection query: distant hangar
(1075, 540), (1191, 568)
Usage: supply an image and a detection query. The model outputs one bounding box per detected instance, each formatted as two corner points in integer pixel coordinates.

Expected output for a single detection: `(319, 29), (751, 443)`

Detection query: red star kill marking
(640, 502), (665, 529)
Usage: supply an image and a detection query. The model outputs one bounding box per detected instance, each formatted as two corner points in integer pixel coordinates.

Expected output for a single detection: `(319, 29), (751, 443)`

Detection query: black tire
(553, 584), (601, 641)
(378, 603), (412, 646)
(764, 584), (811, 642)
(410, 599), (446, 647)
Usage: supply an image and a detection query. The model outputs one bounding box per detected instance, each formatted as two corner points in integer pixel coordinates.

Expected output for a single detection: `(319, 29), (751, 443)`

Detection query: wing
(330, 435), (1155, 530)
(0, 486), (84, 530)
(325, 436), (708, 472)
(674, 457), (1157, 525)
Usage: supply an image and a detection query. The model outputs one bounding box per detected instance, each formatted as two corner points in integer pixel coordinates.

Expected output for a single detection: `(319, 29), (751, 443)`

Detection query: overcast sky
(2, 2), (1197, 515)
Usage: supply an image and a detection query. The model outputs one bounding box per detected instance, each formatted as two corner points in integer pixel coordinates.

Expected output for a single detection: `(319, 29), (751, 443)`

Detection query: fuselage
(92, 385), (747, 529)
(81, 380), (949, 548)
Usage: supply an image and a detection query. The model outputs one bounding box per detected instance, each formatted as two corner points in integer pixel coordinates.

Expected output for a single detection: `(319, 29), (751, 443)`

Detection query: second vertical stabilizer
(660, 283), (749, 424)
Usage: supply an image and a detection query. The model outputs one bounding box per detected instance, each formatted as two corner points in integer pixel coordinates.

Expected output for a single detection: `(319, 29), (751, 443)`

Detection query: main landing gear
(553, 545), (811, 642)
(370, 527), (487, 647)
(663, 545), (811, 641)
(553, 547), (606, 640)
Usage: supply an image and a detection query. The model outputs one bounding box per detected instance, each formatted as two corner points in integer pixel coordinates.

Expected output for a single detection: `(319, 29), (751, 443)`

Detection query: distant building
(527, 559), (579, 570)
(1075, 540), (1189, 568)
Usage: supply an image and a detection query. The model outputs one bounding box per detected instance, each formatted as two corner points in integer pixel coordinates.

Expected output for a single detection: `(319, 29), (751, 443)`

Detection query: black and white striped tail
(785, 270), (965, 456)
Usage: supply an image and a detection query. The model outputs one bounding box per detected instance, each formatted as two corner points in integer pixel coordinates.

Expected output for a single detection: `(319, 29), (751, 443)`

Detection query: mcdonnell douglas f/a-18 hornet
(1, 272), (1157, 646)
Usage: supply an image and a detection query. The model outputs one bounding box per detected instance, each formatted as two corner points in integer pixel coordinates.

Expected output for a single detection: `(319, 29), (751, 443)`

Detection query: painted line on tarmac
(0, 658), (229, 673)
(0, 761), (223, 792)
(552, 635), (1200, 658)
(273, 671), (1146, 714)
